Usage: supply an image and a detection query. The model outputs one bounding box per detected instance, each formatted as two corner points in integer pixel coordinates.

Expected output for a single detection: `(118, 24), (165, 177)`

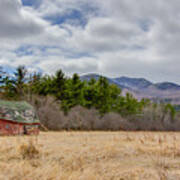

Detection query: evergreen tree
(83, 78), (98, 108)
(14, 66), (27, 98)
(52, 69), (66, 100)
(61, 73), (85, 113)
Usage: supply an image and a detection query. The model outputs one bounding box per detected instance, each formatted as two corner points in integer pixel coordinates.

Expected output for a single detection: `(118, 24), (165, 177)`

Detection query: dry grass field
(0, 131), (180, 179)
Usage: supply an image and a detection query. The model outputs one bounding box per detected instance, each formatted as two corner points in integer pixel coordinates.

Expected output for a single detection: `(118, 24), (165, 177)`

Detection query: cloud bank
(0, 0), (180, 83)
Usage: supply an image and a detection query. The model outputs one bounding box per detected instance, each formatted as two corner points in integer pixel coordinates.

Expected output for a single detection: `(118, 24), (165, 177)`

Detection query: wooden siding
(0, 119), (40, 135)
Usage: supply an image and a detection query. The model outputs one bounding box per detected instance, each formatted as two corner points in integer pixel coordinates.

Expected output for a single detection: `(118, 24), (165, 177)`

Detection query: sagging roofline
(0, 118), (40, 126)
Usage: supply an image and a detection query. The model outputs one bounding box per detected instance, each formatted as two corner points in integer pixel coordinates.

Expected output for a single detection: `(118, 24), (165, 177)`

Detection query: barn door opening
(23, 125), (27, 135)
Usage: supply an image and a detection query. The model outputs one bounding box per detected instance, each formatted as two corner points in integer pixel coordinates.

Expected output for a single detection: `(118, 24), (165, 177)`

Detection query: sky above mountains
(0, 0), (180, 83)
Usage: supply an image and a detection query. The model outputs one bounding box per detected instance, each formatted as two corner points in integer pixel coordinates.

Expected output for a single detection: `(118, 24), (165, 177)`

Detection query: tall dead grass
(1, 132), (180, 179)
(18, 140), (40, 159)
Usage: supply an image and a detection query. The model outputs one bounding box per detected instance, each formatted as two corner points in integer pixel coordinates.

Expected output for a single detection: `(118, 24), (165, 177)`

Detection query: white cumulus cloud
(0, 0), (180, 83)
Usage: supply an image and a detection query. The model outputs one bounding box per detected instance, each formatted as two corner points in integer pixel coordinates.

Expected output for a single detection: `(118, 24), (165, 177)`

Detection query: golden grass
(0, 131), (180, 179)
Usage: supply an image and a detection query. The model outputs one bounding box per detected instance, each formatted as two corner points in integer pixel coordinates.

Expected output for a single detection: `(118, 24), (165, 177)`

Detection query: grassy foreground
(0, 131), (180, 179)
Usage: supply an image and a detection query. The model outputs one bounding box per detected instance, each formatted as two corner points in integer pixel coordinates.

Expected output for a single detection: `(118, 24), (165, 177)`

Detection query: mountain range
(80, 74), (180, 104)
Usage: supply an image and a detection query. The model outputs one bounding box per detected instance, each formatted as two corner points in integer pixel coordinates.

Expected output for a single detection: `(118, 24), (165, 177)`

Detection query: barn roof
(0, 100), (39, 124)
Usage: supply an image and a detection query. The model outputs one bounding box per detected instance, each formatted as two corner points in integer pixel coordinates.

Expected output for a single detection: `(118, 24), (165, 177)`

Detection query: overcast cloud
(0, 0), (180, 83)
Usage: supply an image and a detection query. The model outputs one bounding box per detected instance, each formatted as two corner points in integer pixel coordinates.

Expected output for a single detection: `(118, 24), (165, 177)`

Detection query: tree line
(0, 66), (176, 119)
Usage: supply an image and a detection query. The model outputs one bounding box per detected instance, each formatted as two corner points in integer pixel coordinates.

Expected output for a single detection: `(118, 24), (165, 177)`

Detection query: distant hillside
(80, 74), (180, 104)
(80, 73), (127, 89)
(80, 74), (102, 82)
(154, 82), (180, 90)
(113, 76), (153, 90)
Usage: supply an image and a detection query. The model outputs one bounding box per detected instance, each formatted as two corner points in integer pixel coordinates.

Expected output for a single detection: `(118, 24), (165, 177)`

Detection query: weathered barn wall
(0, 119), (24, 135)
(0, 119), (39, 135)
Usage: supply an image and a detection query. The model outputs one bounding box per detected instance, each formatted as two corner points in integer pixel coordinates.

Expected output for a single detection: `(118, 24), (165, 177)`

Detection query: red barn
(0, 101), (40, 135)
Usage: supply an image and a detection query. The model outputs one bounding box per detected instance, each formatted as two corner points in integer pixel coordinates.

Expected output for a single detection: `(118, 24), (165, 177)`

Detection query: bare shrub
(99, 113), (132, 130)
(29, 95), (68, 130)
(27, 95), (180, 131)
(66, 106), (99, 130)
(127, 105), (166, 131)
(18, 140), (39, 159)
(30, 97), (127, 131)
(127, 105), (180, 131)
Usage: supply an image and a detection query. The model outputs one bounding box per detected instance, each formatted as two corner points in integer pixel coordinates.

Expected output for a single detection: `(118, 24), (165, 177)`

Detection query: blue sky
(22, 0), (42, 8)
(0, 0), (180, 83)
